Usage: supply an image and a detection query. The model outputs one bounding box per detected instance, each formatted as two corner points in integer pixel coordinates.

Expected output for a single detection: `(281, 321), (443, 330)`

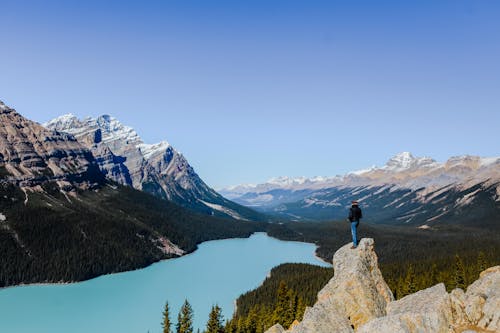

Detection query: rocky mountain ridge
(0, 101), (104, 192)
(44, 113), (262, 220)
(266, 238), (499, 333)
(222, 152), (500, 196)
(220, 152), (500, 225)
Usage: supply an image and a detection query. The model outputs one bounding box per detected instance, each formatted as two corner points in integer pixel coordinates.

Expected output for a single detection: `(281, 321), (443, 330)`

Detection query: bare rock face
(264, 239), (499, 333)
(357, 283), (452, 333)
(44, 113), (254, 220)
(0, 101), (102, 189)
(463, 266), (500, 331)
(450, 288), (468, 327)
(282, 238), (394, 333)
(291, 303), (353, 333)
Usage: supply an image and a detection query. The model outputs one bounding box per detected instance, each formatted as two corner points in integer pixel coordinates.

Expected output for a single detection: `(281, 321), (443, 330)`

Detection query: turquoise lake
(0, 233), (331, 333)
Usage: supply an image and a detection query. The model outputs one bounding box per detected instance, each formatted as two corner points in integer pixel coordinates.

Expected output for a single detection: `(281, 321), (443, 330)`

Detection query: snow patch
(137, 141), (171, 160)
(0, 213), (6, 222)
(348, 165), (378, 176)
(199, 200), (246, 220)
(480, 157), (500, 167)
(455, 189), (481, 207)
(427, 210), (448, 222)
(43, 113), (78, 128)
(21, 188), (29, 205)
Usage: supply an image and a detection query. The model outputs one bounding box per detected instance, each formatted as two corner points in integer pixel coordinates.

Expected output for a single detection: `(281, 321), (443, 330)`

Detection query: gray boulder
(357, 283), (452, 333)
(463, 266), (500, 331)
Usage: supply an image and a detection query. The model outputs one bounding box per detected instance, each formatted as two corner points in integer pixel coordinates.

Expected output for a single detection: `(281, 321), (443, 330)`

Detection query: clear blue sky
(1, 0), (499, 188)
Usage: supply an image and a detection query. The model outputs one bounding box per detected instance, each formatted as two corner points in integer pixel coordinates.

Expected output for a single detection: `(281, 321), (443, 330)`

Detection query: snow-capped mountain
(45, 114), (262, 221)
(0, 100), (264, 288)
(220, 152), (500, 225)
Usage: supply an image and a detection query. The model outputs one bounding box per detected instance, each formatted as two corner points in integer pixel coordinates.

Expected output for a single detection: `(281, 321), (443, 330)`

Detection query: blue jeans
(351, 221), (359, 246)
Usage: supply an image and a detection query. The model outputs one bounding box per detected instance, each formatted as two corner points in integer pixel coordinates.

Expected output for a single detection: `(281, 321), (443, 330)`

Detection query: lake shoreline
(0, 232), (328, 333)
(0, 232), (328, 292)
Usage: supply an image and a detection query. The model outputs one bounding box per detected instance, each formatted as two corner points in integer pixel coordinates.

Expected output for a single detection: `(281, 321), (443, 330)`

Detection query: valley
(0, 100), (498, 333)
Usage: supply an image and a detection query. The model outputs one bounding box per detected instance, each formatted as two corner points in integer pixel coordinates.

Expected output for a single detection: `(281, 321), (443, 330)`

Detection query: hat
(352, 200), (359, 205)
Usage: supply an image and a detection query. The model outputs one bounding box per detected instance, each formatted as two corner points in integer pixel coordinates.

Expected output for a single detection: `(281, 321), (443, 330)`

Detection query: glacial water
(0, 233), (330, 333)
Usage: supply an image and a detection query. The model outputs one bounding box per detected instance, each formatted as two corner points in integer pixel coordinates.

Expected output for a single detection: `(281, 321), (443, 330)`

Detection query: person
(348, 200), (362, 249)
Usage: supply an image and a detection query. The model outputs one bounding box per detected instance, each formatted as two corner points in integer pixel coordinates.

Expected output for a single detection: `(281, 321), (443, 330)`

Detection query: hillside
(0, 101), (265, 287)
(0, 182), (264, 287)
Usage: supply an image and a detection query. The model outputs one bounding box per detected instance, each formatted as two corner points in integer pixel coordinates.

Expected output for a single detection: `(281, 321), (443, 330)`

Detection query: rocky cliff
(0, 101), (103, 191)
(266, 238), (500, 333)
(44, 113), (262, 220)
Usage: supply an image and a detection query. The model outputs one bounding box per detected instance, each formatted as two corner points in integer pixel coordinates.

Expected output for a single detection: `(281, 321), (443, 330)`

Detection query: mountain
(221, 152), (500, 225)
(0, 101), (264, 287)
(44, 113), (262, 221)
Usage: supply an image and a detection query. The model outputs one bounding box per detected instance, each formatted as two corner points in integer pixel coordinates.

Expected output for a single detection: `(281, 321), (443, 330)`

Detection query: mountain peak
(137, 141), (171, 160)
(384, 152), (436, 171)
(385, 152), (415, 169)
(0, 103), (103, 186)
(0, 101), (16, 114)
(44, 113), (80, 130)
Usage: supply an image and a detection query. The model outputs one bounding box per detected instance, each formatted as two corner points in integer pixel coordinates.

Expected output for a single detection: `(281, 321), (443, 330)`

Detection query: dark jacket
(348, 206), (362, 222)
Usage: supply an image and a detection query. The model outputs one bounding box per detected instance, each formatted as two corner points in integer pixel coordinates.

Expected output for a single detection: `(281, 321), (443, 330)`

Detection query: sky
(1, 0), (499, 188)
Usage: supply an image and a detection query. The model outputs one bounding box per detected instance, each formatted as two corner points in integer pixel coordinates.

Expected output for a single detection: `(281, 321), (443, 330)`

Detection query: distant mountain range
(44, 113), (261, 221)
(220, 152), (500, 225)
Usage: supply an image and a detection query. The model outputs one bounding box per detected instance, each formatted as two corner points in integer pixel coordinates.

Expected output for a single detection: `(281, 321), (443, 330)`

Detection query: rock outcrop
(265, 238), (500, 333)
(358, 283), (452, 333)
(457, 266), (500, 332)
(289, 238), (394, 333)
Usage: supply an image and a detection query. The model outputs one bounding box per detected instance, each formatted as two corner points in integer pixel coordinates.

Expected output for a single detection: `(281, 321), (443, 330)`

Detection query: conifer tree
(236, 317), (244, 333)
(244, 307), (258, 333)
(224, 319), (237, 333)
(162, 302), (172, 333)
(177, 300), (194, 333)
(205, 305), (224, 333)
(286, 289), (298, 326)
(429, 263), (438, 286)
(477, 251), (487, 273)
(295, 296), (306, 321)
(454, 254), (466, 290)
(272, 281), (292, 326)
(403, 264), (417, 296)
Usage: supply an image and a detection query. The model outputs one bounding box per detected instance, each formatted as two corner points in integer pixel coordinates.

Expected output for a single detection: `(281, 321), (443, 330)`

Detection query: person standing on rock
(348, 200), (362, 249)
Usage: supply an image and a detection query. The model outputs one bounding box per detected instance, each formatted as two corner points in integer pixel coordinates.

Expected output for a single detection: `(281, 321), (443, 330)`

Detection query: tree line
(0, 182), (264, 288)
